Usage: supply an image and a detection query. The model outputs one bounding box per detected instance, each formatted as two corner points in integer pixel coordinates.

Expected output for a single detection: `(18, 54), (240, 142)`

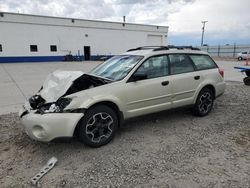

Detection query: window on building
(0, 44), (2, 52)
(30, 45), (38, 52)
(50, 45), (57, 52)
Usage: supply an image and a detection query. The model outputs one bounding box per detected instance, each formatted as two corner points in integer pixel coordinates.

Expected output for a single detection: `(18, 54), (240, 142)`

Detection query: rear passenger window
(189, 55), (217, 70)
(169, 54), (194, 74)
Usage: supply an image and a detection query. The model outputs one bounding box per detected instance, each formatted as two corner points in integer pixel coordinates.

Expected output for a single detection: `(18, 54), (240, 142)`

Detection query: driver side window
(135, 55), (169, 79)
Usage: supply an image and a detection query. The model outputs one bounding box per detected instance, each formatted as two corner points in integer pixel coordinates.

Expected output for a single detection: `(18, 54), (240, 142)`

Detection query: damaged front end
(20, 70), (113, 117)
(19, 70), (113, 142)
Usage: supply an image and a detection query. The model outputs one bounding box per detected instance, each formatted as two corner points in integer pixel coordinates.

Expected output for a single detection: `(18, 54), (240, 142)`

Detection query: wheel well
(73, 101), (123, 137)
(202, 85), (216, 98)
(90, 101), (123, 122)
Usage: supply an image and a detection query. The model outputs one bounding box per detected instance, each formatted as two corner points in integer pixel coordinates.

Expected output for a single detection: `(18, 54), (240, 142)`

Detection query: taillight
(218, 68), (224, 78)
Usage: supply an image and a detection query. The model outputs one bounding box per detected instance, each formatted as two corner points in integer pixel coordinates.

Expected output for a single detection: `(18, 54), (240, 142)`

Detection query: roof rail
(127, 45), (200, 52)
(127, 46), (169, 52)
(168, 45), (200, 50)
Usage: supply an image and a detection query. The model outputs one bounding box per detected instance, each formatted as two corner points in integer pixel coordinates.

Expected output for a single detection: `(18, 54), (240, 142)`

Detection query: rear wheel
(192, 88), (214, 116)
(78, 105), (118, 147)
(238, 56), (243, 61)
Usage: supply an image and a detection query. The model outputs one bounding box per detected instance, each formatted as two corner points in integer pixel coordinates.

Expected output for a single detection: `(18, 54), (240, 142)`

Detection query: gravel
(0, 82), (250, 188)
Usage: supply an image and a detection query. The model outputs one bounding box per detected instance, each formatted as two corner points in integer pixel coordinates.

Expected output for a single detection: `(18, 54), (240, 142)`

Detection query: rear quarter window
(189, 55), (217, 70)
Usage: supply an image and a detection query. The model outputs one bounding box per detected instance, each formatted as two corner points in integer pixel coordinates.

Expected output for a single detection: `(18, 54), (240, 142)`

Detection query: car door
(169, 54), (203, 108)
(123, 55), (172, 118)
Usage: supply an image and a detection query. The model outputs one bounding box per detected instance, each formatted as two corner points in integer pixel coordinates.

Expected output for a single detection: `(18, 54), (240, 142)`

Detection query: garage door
(147, 35), (163, 46)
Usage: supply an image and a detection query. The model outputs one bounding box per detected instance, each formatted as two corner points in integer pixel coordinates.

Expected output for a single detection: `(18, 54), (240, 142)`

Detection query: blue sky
(0, 0), (249, 46)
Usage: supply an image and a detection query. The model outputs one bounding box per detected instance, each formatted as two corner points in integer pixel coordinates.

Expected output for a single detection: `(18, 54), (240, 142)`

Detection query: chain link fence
(200, 44), (250, 57)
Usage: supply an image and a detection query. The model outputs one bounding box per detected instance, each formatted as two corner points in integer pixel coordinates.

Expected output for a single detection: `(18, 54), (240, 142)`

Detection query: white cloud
(0, 0), (249, 42)
(168, 0), (250, 39)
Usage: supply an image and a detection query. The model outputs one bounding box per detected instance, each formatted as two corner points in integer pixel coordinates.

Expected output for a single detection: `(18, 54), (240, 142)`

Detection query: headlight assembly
(37, 98), (72, 114)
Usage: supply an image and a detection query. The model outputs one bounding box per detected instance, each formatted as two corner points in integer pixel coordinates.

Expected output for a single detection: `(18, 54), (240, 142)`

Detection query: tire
(238, 56), (243, 61)
(192, 88), (214, 117)
(77, 105), (118, 147)
(243, 77), (250, 86)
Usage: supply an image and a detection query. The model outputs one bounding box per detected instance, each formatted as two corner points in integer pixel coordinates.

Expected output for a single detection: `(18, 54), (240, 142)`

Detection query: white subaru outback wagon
(19, 46), (226, 147)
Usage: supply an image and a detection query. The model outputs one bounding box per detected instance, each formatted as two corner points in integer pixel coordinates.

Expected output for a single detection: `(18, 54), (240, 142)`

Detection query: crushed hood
(40, 70), (84, 102)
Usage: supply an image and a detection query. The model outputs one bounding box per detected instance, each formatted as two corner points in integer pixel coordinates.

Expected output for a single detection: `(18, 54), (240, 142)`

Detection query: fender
(192, 80), (216, 104)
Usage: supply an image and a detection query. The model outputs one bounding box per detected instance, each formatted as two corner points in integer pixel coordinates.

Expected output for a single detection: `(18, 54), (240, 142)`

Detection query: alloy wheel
(85, 112), (114, 143)
(198, 92), (213, 114)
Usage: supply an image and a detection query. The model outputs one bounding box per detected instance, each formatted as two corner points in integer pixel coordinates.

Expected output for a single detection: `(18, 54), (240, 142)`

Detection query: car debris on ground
(31, 157), (58, 186)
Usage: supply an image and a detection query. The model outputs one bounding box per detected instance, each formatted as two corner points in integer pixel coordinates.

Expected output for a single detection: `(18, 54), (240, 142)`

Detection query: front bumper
(20, 111), (83, 142)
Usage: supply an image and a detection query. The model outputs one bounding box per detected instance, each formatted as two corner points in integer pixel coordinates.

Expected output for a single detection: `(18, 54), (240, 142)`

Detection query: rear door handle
(194, 76), (200, 80)
(161, 81), (169, 86)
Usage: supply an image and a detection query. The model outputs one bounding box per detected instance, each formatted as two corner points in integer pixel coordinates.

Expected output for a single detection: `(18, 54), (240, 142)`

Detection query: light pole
(201, 21), (208, 46)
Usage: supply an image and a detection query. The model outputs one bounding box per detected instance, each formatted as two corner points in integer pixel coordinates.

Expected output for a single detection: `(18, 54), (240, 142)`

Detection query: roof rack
(127, 45), (200, 52)
(168, 45), (200, 50)
(127, 46), (169, 52)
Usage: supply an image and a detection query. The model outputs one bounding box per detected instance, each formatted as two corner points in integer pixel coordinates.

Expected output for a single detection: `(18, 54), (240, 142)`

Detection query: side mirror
(132, 72), (147, 82)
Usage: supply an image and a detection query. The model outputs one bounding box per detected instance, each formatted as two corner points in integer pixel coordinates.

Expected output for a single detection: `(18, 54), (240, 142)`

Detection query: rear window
(189, 55), (217, 70)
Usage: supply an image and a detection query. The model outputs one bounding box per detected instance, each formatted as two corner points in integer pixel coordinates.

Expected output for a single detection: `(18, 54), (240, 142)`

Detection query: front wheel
(238, 56), (243, 61)
(78, 105), (118, 147)
(192, 88), (214, 117)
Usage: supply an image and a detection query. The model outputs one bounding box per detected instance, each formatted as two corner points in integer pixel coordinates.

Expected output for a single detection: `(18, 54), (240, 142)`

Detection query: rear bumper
(215, 81), (226, 97)
(20, 112), (83, 142)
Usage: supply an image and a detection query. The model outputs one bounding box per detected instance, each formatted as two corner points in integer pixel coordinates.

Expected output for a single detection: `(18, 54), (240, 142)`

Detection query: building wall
(0, 12), (168, 62)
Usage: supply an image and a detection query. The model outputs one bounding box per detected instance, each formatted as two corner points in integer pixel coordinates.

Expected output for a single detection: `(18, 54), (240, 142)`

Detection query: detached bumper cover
(20, 112), (83, 142)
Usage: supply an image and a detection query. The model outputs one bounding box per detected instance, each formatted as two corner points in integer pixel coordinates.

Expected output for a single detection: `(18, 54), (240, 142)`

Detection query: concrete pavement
(0, 60), (247, 115)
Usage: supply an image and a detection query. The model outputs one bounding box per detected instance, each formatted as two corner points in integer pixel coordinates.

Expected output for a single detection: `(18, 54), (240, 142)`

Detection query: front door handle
(161, 81), (169, 86)
(194, 76), (200, 80)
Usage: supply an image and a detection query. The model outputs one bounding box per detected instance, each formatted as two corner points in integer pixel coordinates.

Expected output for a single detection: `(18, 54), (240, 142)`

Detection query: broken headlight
(29, 95), (45, 109)
(37, 98), (72, 114)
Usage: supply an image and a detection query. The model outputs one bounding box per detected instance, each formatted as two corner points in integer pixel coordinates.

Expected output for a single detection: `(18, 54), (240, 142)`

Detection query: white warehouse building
(0, 12), (168, 63)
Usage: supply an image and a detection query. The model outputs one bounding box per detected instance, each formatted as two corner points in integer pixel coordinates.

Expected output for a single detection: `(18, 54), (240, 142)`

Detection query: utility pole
(201, 21), (208, 46)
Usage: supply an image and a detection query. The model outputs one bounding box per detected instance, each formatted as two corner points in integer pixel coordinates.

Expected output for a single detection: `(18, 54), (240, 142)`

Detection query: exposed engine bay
(25, 71), (112, 115)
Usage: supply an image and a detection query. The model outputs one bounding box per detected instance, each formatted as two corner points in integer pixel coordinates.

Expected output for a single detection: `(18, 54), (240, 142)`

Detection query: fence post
(233, 43), (236, 57)
(218, 45), (220, 57)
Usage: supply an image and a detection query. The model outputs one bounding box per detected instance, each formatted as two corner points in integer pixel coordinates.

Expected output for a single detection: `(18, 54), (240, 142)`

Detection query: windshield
(90, 55), (143, 81)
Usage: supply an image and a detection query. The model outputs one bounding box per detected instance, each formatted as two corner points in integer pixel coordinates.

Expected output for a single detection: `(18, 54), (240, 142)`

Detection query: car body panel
(21, 112), (83, 141)
(41, 70), (84, 102)
(170, 71), (203, 108)
(123, 76), (172, 118)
